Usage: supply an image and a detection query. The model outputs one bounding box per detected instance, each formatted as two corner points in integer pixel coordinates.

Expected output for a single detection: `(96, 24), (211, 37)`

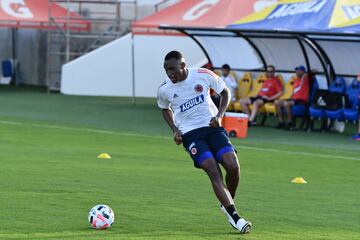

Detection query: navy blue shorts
(182, 127), (235, 168)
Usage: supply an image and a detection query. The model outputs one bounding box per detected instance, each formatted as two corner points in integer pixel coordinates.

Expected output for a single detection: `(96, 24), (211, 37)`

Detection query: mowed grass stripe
(0, 121), (359, 239)
(0, 120), (358, 162)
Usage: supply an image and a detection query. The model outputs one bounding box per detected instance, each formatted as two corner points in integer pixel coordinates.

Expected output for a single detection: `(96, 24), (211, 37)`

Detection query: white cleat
(220, 205), (252, 234)
(236, 218), (252, 234)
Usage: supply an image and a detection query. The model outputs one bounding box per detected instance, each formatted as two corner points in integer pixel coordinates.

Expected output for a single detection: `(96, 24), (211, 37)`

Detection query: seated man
(204, 64), (220, 108)
(274, 65), (309, 130)
(221, 64), (238, 109)
(240, 65), (282, 126)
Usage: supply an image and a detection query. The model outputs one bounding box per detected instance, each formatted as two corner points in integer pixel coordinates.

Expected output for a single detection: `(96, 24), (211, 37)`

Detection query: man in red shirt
(240, 65), (283, 126)
(274, 65), (309, 130)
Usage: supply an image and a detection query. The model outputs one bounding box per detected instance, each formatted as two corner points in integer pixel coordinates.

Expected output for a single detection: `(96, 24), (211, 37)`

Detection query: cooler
(222, 112), (248, 138)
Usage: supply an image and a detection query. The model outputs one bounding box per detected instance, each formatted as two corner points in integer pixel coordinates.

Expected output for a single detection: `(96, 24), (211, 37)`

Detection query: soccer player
(157, 51), (252, 234)
(274, 65), (309, 130)
(239, 65), (283, 126)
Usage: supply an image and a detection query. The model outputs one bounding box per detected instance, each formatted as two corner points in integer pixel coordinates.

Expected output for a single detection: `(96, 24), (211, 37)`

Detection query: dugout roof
(160, 0), (360, 83)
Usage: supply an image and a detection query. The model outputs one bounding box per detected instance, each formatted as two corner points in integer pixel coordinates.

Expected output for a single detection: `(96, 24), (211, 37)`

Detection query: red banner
(0, 0), (90, 31)
(132, 0), (260, 35)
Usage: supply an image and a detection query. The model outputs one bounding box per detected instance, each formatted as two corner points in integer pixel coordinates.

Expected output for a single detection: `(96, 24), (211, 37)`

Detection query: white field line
(0, 120), (358, 161)
(236, 145), (359, 161)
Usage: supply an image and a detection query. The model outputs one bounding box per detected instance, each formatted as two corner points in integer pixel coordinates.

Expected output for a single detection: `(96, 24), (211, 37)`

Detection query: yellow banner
(330, 0), (360, 28)
(234, 0), (310, 24)
(233, 0), (360, 29)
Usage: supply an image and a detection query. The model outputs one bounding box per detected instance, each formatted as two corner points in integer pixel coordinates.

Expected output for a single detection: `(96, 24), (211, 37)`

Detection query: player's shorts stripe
(197, 151), (213, 166)
(216, 146), (234, 161)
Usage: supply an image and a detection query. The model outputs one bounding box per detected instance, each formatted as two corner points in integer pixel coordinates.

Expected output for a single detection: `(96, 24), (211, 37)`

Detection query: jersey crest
(194, 84), (203, 93)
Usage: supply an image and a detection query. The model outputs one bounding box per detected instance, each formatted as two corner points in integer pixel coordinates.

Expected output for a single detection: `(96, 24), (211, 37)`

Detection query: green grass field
(0, 87), (359, 240)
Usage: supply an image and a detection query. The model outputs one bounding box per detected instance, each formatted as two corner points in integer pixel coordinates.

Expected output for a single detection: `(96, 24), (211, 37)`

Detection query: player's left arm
(210, 87), (230, 128)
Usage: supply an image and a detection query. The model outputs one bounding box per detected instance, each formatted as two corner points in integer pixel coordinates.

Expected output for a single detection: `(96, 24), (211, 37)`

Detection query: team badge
(194, 84), (203, 93)
(191, 148), (197, 155)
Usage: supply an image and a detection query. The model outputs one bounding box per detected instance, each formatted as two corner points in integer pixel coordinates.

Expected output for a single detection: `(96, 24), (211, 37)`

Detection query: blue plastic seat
(292, 104), (307, 118)
(328, 77), (346, 94)
(2, 59), (13, 77)
(326, 108), (344, 121)
(344, 108), (358, 122)
(310, 77), (346, 130)
(0, 59), (14, 85)
(309, 106), (326, 119)
(325, 77), (347, 121)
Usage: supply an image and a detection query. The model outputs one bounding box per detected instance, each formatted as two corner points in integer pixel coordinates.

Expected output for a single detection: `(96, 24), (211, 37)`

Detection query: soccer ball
(88, 204), (115, 229)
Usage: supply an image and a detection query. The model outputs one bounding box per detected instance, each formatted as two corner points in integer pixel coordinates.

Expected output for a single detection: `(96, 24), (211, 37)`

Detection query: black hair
(222, 64), (231, 70)
(164, 51), (183, 61)
(267, 65), (276, 71)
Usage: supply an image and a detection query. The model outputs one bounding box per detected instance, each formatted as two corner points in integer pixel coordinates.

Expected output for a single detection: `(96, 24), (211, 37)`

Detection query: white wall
(61, 34), (133, 96)
(61, 33), (206, 97)
(133, 35), (205, 97)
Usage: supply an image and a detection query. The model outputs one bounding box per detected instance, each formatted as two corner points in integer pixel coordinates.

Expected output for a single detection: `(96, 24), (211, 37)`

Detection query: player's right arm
(157, 83), (182, 145)
(161, 109), (182, 145)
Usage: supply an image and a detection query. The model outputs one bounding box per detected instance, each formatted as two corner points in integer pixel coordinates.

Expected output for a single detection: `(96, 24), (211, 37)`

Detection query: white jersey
(221, 75), (237, 101)
(157, 68), (226, 134)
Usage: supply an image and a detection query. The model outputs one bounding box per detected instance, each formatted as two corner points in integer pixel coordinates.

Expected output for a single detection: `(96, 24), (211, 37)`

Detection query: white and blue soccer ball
(88, 204), (115, 229)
